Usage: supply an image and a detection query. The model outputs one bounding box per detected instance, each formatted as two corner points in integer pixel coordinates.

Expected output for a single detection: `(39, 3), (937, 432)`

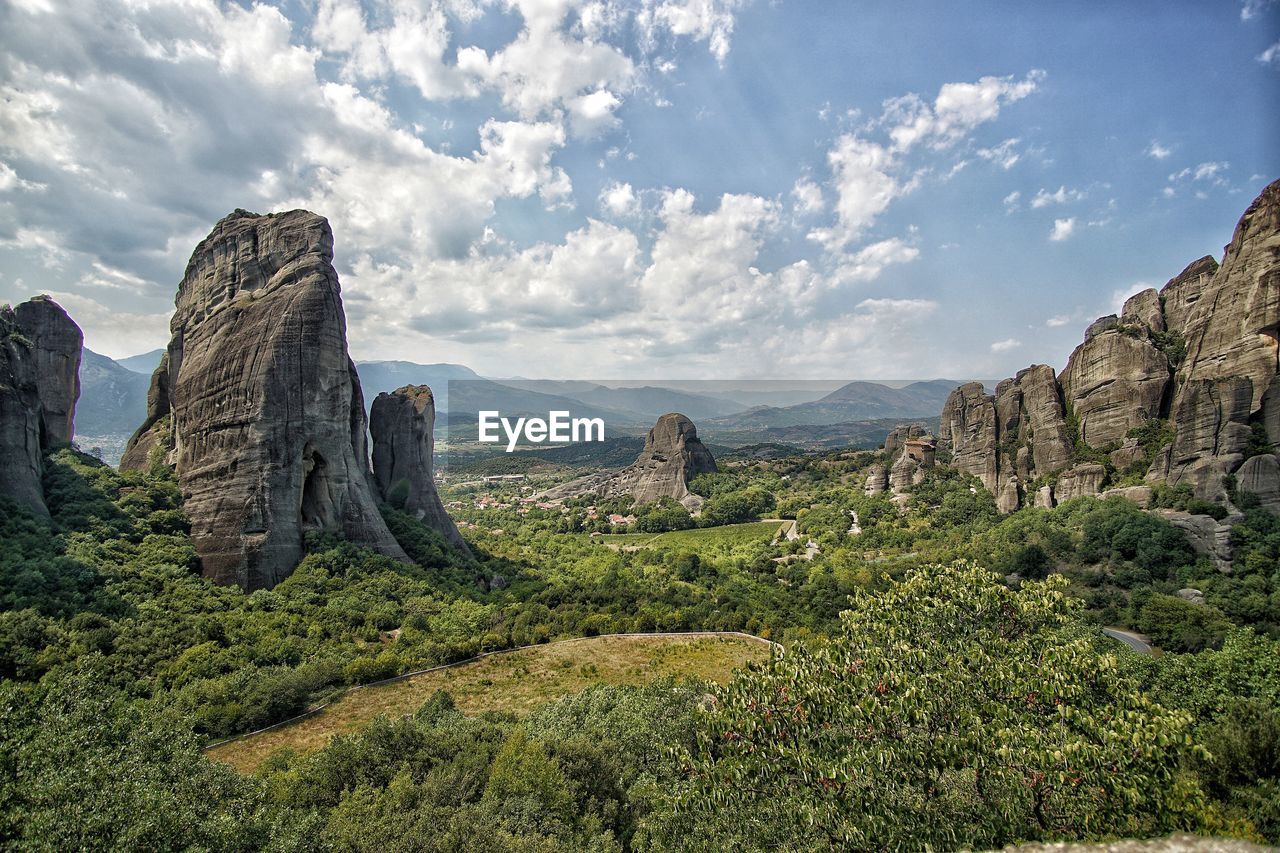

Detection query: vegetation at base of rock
(3, 428), (1280, 846)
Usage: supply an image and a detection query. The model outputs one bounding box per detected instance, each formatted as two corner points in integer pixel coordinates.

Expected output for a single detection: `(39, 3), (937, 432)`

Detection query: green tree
(660, 563), (1213, 850)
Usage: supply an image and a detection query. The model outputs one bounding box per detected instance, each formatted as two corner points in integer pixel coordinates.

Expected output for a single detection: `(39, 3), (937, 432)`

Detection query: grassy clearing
(207, 633), (768, 775)
(596, 520), (784, 550)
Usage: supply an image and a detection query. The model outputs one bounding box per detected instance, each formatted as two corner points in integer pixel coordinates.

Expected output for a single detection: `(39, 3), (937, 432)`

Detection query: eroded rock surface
(1061, 328), (1170, 449)
(13, 296), (82, 448)
(370, 385), (468, 551)
(1054, 464), (1107, 502)
(932, 180), (1280, 520)
(542, 413), (718, 511)
(0, 296), (82, 517)
(939, 382), (999, 494)
(121, 209), (407, 590)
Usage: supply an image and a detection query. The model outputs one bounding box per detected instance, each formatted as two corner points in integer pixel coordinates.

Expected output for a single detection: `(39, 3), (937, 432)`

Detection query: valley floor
(207, 631), (770, 774)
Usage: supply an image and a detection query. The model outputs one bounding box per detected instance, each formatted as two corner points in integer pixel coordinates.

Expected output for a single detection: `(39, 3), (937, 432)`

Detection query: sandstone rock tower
(121, 209), (407, 590)
(935, 178), (1280, 517)
(539, 411), (719, 511)
(370, 384), (469, 552)
(609, 412), (718, 510)
(0, 296), (82, 517)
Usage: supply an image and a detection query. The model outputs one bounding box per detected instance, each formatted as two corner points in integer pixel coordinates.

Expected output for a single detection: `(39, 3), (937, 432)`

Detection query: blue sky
(0, 0), (1276, 380)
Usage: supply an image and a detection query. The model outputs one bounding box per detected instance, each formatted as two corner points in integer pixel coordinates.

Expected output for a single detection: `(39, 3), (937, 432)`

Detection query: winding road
(1102, 627), (1155, 654)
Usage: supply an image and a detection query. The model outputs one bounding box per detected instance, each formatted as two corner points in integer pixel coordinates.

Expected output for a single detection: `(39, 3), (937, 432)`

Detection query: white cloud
(990, 337), (1021, 353)
(1003, 190), (1021, 212)
(976, 137), (1021, 170)
(1046, 315), (1072, 327)
(809, 70), (1042, 250)
(640, 0), (748, 64)
(791, 178), (825, 216)
(1241, 0), (1275, 20)
(0, 1), (1046, 378)
(1030, 185), (1086, 208)
(1164, 161), (1230, 196)
(43, 291), (172, 358)
(599, 180), (638, 216)
(1258, 41), (1280, 64)
(830, 238), (919, 285)
(807, 135), (899, 250)
(881, 70), (1044, 152)
(1146, 141), (1172, 160)
(1049, 218), (1076, 242)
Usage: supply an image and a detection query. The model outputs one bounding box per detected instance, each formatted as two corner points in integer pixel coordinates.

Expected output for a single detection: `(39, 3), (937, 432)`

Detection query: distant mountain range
(77, 349), (151, 435)
(702, 380), (967, 430)
(115, 348), (164, 374)
(73, 350), (977, 462)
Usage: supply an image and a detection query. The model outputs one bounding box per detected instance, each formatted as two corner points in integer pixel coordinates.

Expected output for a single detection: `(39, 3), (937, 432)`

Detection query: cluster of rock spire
(933, 178), (1279, 518)
(3, 178), (1275, 590)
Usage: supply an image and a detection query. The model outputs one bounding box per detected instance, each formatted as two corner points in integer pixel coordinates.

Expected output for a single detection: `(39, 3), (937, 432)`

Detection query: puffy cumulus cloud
(374, 218), (644, 342)
(460, 0), (637, 134)
(0, 0), (585, 356)
(809, 70), (1042, 251)
(599, 181), (638, 216)
(1146, 141), (1172, 160)
(807, 135), (900, 250)
(1049, 217), (1076, 242)
(791, 178), (825, 216)
(1260, 41), (1280, 64)
(881, 70), (1044, 153)
(639, 189), (782, 333)
(830, 238), (919, 286)
(312, 0), (483, 101)
(1030, 185), (1086, 208)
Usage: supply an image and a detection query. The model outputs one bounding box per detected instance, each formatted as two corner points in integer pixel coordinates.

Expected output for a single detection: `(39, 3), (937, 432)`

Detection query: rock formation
(608, 413), (718, 510)
(121, 209), (408, 590)
(1054, 464), (1107, 502)
(938, 383), (999, 494)
(873, 423), (935, 500)
(542, 412), (718, 511)
(370, 385), (469, 551)
(1060, 321), (1170, 449)
(940, 366), (1073, 510)
(932, 179), (1280, 523)
(13, 296), (82, 448)
(863, 464), (889, 495)
(0, 296), (83, 516)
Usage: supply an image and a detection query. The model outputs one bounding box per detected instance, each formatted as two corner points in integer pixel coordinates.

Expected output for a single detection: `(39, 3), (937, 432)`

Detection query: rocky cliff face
(370, 385), (469, 552)
(541, 412), (718, 511)
(935, 179), (1279, 517)
(869, 423), (935, 500)
(0, 296), (83, 516)
(121, 209), (408, 590)
(609, 413), (718, 510)
(940, 366), (1074, 509)
(939, 382), (999, 494)
(1060, 321), (1170, 449)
